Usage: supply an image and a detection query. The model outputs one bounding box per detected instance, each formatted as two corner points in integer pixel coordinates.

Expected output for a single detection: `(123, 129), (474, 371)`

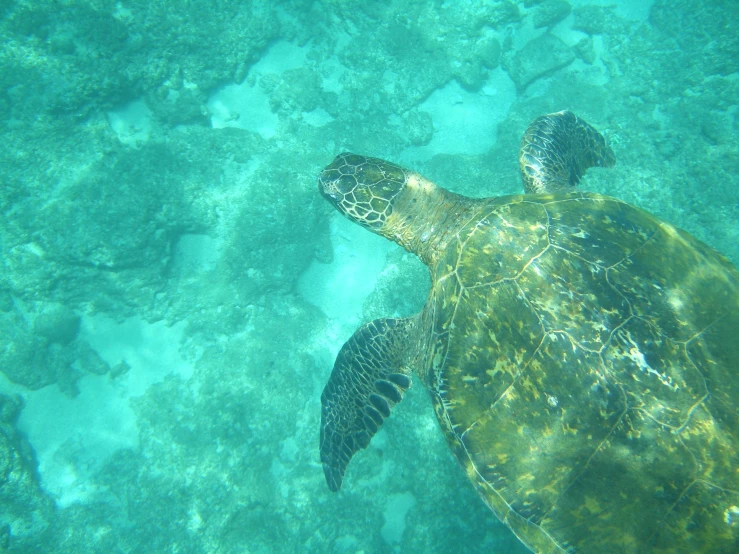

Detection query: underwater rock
(0, 304), (88, 392)
(149, 84), (209, 127)
(503, 33), (575, 91)
(532, 0), (571, 29)
(453, 58), (487, 91)
(574, 36), (597, 64)
(651, 0), (739, 78)
(0, 311), (56, 390)
(34, 303), (80, 345)
(224, 161), (324, 296)
(39, 143), (191, 271)
(109, 360), (131, 379)
(453, 36), (502, 91)
(479, 1), (522, 27)
(0, 394), (54, 549)
(263, 68), (324, 115)
(404, 110), (434, 147)
(76, 341), (111, 376)
(2, 2), (278, 120)
(49, 30), (76, 55)
(0, 290), (12, 312)
(701, 111), (733, 145)
(476, 35), (502, 69)
(573, 5), (617, 35)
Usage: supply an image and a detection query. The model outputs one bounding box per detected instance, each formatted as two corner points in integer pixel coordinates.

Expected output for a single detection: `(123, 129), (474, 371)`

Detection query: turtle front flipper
(320, 317), (414, 491)
(519, 110), (616, 194)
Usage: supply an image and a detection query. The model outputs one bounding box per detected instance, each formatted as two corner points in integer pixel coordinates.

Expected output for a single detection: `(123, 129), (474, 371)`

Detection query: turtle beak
(317, 170), (342, 203)
(317, 153), (354, 204)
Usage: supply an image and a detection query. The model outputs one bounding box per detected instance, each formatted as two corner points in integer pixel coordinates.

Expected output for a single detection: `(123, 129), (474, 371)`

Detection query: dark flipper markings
(320, 317), (413, 491)
(519, 110), (616, 194)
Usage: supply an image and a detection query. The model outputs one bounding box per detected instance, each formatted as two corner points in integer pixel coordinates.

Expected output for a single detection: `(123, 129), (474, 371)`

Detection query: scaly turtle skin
(318, 111), (739, 553)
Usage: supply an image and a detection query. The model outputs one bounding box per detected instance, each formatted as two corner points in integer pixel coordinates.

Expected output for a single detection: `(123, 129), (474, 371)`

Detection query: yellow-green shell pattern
(425, 191), (739, 553)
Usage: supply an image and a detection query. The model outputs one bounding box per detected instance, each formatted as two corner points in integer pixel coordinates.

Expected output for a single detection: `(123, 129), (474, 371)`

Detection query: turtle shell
(424, 191), (739, 553)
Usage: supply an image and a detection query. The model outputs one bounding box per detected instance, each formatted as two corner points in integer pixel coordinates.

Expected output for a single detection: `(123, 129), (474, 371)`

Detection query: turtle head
(318, 152), (466, 264)
(318, 152), (410, 233)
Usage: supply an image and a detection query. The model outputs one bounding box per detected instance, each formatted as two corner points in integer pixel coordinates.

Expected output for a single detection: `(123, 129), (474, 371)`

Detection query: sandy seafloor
(0, 0), (737, 552)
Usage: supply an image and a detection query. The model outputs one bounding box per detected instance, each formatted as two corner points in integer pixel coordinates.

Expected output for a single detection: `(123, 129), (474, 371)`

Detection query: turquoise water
(0, 1), (737, 552)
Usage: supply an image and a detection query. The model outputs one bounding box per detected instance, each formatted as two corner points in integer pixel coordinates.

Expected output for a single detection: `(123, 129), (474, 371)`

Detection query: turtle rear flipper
(320, 317), (414, 491)
(519, 110), (616, 194)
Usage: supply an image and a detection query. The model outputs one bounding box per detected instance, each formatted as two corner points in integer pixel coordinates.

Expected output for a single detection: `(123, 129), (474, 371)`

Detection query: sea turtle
(318, 111), (739, 553)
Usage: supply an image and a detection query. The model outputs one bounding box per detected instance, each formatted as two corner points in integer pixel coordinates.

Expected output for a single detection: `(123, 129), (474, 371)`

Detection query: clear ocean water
(0, 1), (737, 552)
